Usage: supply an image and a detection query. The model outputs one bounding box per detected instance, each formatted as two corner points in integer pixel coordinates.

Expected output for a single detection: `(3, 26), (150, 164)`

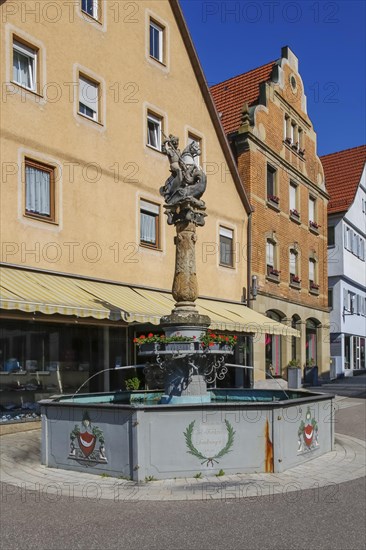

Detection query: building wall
(328, 167), (366, 375)
(234, 47), (330, 379)
(0, 0), (248, 302)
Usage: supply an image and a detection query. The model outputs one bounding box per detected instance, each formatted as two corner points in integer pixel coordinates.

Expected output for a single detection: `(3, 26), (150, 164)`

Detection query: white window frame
(266, 240), (275, 270)
(79, 75), (99, 121)
(13, 40), (37, 92)
(289, 250), (297, 275)
(187, 134), (202, 167)
(289, 182), (297, 212)
(81, 0), (99, 20)
(219, 226), (234, 267)
(140, 199), (160, 248)
(147, 113), (162, 151)
(309, 196), (316, 223)
(149, 20), (164, 63)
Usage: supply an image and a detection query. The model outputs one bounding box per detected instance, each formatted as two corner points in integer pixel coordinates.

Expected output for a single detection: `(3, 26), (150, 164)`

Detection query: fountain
(40, 134), (334, 480)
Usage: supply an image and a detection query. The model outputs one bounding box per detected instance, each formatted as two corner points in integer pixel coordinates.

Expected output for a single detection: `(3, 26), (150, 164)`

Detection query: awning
(0, 267), (299, 337)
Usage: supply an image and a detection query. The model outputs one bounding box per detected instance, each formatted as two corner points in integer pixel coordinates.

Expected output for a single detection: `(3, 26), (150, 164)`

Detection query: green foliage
(184, 419), (235, 467)
(199, 330), (238, 348)
(133, 333), (194, 346)
(193, 472), (202, 479)
(288, 359), (300, 368)
(216, 469), (225, 477)
(125, 377), (141, 391)
(100, 473), (110, 478)
(145, 475), (157, 482)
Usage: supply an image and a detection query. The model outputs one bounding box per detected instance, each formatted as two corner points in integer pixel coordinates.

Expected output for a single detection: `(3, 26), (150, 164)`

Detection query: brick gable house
(211, 46), (330, 381)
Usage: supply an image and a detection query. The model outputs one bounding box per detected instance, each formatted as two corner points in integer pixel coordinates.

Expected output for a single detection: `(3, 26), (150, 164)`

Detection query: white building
(322, 146), (366, 377)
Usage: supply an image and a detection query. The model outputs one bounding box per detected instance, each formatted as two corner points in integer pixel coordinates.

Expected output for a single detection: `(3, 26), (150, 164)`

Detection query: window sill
(11, 81), (43, 99)
(140, 243), (162, 252)
(290, 281), (301, 290)
(289, 213), (301, 224)
(77, 112), (103, 126)
(219, 263), (235, 270)
(266, 274), (280, 284)
(146, 144), (164, 155)
(266, 200), (280, 212)
(81, 9), (102, 25)
(309, 225), (319, 235)
(283, 140), (305, 161)
(24, 213), (58, 225)
(309, 287), (320, 296)
(149, 55), (166, 67)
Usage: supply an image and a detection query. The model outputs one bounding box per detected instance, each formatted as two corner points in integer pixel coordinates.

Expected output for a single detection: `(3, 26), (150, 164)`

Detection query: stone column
(172, 221), (198, 307)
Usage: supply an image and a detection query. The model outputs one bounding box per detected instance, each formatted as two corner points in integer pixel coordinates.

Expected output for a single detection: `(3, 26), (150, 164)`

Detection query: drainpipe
(246, 210), (254, 388)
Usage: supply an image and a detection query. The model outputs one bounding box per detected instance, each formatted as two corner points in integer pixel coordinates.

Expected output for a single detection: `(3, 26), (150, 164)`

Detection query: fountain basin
(40, 389), (334, 481)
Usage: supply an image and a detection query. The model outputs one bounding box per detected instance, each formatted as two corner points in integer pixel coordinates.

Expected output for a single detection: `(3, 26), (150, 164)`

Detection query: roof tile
(210, 61), (276, 134)
(321, 146), (366, 214)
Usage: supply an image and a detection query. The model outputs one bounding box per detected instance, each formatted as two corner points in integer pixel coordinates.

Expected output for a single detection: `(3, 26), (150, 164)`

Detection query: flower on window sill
(310, 283), (320, 290)
(309, 220), (320, 230)
(291, 276), (301, 283)
(285, 137), (292, 145)
(290, 209), (300, 218)
(268, 195), (280, 204)
(299, 148), (305, 156)
(291, 142), (299, 150)
(269, 269), (281, 276)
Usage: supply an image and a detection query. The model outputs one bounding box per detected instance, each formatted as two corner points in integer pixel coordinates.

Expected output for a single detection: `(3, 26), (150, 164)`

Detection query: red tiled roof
(321, 145), (366, 214)
(210, 61), (276, 135)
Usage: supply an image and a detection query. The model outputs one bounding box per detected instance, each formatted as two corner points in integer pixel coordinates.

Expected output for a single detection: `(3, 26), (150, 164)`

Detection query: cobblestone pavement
(1, 397), (365, 502)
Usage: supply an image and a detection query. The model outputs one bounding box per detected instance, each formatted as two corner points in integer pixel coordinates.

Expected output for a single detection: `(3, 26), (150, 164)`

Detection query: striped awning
(0, 267), (299, 337)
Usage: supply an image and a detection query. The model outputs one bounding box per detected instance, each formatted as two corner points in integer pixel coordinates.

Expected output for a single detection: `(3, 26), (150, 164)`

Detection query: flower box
(268, 195), (280, 204)
(309, 221), (320, 234)
(138, 342), (165, 355)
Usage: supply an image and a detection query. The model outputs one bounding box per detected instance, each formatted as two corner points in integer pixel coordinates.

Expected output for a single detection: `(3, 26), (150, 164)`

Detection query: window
(187, 134), (201, 166)
(79, 75), (99, 121)
(298, 128), (303, 149)
(328, 288), (333, 309)
(140, 200), (160, 248)
(267, 165), (278, 204)
(289, 182), (299, 218)
(290, 123), (295, 144)
(284, 115), (290, 141)
(25, 158), (55, 221)
(13, 40), (37, 92)
(289, 249), (299, 285)
(219, 227), (233, 267)
(147, 112), (162, 151)
(308, 196), (316, 223)
(309, 258), (318, 291)
(328, 226), (335, 247)
(149, 20), (164, 63)
(81, 0), (99, 20)
(266, 239), (279, 278)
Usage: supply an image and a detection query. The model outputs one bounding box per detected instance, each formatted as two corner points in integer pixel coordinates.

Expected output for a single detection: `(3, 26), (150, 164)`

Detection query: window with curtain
(79, 75), (99, 121)
(266, 239), (278, 276)
(25, 159), (54, 220)
(219, 227), (234, 267)
(147, 113), (162, 150)
(140, 200), (159, 247)
(289, 249), (298, 283)
(309, 258), (317, 289)
(13, 40), (37, 91)
(149, 20), (164, 62)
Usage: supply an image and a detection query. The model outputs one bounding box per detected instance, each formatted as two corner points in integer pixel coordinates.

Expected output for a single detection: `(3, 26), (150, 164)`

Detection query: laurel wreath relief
(184, 419), (235, 467)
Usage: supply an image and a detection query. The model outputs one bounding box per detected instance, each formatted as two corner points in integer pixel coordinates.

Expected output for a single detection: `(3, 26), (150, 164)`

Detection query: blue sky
(180, 0), (365, 156)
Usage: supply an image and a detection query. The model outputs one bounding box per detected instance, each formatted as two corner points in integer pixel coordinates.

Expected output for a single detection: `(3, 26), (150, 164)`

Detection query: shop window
(140, 199), (160, 248)
(219, 226), (234, 267)
(13, 39), (37, 92)
(81, 0), (99, 20)
(25, 158), (55, 221)
(149, 20), (164, 63)
(306, 319), (317, 366)
(79, 74), (99, 122)
(147, 112), (162, 151)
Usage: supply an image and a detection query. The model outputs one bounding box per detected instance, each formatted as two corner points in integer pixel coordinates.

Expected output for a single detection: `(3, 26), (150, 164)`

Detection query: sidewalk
(1, 396), (365, 502)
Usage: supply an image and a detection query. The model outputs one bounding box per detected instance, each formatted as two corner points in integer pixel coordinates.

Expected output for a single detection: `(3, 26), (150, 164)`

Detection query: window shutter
(79, 76), (98, 112)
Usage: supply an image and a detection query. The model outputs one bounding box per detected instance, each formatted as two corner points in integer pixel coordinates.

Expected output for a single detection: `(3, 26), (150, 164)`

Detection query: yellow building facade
(0, 1), (298, 404)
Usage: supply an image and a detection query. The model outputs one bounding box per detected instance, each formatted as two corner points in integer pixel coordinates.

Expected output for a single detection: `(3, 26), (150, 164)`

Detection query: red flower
(225, 336), (229, 341)
(148, 333), (154, 338)
(140, 335), (146, 339)
(234, 336), (238, 340)
(133, 338), (138, 343)
(209, 342), (214, 347)
(193, 336), (196, 339)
